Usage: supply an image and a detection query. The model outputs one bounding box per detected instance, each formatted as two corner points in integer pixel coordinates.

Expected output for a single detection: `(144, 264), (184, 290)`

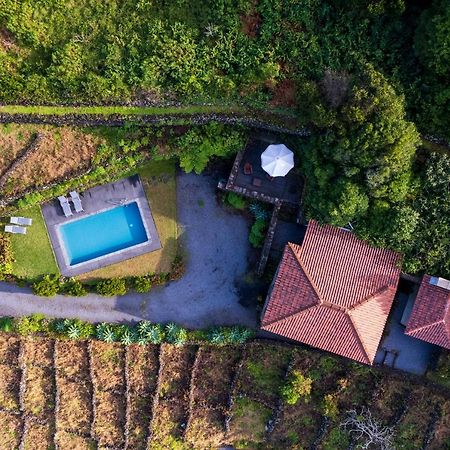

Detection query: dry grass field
(0, 333), (448, 450)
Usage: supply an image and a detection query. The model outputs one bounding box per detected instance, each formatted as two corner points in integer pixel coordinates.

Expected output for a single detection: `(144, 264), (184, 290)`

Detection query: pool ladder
(107, 198), (128, 205)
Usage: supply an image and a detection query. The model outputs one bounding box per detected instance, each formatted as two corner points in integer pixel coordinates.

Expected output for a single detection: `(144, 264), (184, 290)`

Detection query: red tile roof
(261, 221), (401, 364)
(405, 275), (450, 349)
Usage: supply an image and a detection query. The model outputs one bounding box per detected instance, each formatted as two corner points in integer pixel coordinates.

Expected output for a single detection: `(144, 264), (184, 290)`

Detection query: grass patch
(228, 397), (272, 444)
(9, 205), (58, 280)
(79, 159), (177, 280)
(0, 104), (241, 116)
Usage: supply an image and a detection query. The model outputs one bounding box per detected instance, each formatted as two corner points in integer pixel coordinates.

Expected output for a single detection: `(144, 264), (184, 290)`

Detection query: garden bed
(185, 345), (242, 448)
(55, 340), (90, 381)
(125, 344), (159, 450)
(150, 344), (197, 447)
(22, 421), (54, 450)
(90, 341), (125, 392)
(0, 411), (22, 449)
(394, 386), (440, 449)
(236, 341), (292, 405)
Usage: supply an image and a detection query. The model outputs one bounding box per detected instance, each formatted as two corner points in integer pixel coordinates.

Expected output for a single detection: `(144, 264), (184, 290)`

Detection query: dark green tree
(302, 65), (420, 227)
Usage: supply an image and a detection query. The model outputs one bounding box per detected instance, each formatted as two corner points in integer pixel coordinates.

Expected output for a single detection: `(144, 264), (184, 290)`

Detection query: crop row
(0, 333), (448, 449)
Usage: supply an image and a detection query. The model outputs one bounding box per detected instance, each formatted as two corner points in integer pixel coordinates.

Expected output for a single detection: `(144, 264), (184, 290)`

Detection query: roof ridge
(346, 313), (371, 364)
(263, 303), (321, 329)
(288, 242), (325, 304)
(348, 285), (392, 311)
(407, 317), (448, 335)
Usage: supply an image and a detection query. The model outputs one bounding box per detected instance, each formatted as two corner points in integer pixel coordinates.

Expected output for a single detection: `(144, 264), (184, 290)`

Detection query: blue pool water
(60, 202), (148, 265)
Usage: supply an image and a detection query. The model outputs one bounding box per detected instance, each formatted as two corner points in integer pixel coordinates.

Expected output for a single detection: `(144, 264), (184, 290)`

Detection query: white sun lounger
(58, 195), (73, 217)
(69, 191), (83, 213)
(5, 225), (27, 235)
(10, 216), (32, 226)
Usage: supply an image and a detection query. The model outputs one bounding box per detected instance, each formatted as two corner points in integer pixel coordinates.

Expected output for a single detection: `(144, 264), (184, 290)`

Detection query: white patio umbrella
(261, 144), (294, 177)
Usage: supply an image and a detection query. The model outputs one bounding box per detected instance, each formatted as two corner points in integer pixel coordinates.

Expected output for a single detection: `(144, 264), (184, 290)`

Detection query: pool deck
(42, 175), (161, 277)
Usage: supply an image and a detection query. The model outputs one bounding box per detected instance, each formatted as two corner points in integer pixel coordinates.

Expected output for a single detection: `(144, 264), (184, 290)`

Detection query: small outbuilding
(404, 275), (450, 349)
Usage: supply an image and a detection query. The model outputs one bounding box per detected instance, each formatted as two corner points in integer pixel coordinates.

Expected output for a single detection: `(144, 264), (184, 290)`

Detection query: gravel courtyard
(0, 172), (257, 328)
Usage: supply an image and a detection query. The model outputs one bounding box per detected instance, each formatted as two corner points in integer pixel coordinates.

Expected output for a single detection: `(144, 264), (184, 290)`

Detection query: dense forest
(0, 0), (449, 277)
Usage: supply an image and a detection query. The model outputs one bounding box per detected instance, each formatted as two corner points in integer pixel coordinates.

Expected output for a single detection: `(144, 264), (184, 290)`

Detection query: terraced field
(0, 334), (448, 449)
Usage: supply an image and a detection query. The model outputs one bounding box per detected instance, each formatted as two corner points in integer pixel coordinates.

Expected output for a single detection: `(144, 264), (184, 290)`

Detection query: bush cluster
(249, 218), (267, 248)
(0, 314), (255, 347)
(0, 232), (14, 279)
(226, 192), (247, 210)
(281, 370), (313, 405)
(28, 270), (173, 298)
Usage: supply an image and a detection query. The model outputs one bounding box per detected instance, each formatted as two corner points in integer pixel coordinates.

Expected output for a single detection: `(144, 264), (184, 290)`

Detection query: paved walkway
(0, 173), (257, 328)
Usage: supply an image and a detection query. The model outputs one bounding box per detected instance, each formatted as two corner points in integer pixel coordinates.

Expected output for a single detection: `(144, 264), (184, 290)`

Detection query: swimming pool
(59, 202), (148, 266)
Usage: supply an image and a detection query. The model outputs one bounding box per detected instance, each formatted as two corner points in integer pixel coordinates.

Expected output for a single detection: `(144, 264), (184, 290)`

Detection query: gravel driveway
(0, 172), (257, 328)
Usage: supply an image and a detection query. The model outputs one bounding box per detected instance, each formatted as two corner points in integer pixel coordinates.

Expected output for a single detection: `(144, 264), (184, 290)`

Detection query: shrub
(208, 327), (227, 345)
(0, 233), (14, 278)
(14, 314), (49, 335)
(249, 202), (270, 221)
(132, 275), (152, 293)
(249, 219), (267, 248)
(165, 322), (187, 346)
(0, 317), (13, 332)
(63, 319), (95, 339)
(118, 325), (138, 345)
(322, 393), (339, 419)
(227, 326), (254, 344)
(281, 370), (313, 405)
(96, 278), (127, 296)
(96, 322), (118, 342)
(226, 192), (247, 210)
(62, 278), (87, 296)
(32, 274), (60, 297)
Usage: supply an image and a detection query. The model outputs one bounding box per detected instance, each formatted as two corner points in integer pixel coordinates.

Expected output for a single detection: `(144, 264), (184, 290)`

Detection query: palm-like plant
(53, 320), (66, 333)
(96, 323), (117, 343)
(147, 324), (164, 344)
(209, 327), (226, 345)
(165, 323), (187, 346)
(67, 323), (81, 339)
(120, 326), (137, 345)
(137, 321), (153, 336)
(249, 202), (270, 221)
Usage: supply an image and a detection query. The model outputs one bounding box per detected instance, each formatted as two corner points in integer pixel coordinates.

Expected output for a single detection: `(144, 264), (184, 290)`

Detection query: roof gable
(405, 275), (450, 349)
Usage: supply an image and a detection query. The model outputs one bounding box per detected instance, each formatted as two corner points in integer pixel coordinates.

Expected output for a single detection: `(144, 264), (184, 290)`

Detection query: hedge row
(0, 314), (254, 346)
(31, 272), (172, 297)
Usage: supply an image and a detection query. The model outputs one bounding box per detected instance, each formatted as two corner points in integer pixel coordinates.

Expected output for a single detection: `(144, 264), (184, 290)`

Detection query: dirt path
(0, 173), (257, 328)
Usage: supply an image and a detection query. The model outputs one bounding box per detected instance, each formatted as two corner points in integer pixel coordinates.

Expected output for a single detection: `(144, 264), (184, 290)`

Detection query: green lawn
(9, 205), (59, 280)
(78, 159), (178, 281)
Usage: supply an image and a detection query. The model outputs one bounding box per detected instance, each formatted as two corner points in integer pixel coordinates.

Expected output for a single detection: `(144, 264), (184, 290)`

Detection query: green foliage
(226, 192), (247, 210)
(427, 350), (450, 389)
(322, 393), (339, 420)
(31, 274), (60, 297)
(170, 123), (245, 174)
(302, 64), (420, 230)
(0, 317), (13, 332)
(59, 318), (95, 339)
(165, 322), (188, 346)
(358, 151), (450, 277)
(322, 428), (350, 450)
(0, 233), (14, 278)
(132, 275), (152, 293)
(248, 202), (270, 221)
(14, 313), (49, 335)
(96, 322), (118, 343)
(249, 218), (267, 248)
(61, 278), (87, 296)
(280, 370), (313, 405)
(95, 278), (127, 296)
